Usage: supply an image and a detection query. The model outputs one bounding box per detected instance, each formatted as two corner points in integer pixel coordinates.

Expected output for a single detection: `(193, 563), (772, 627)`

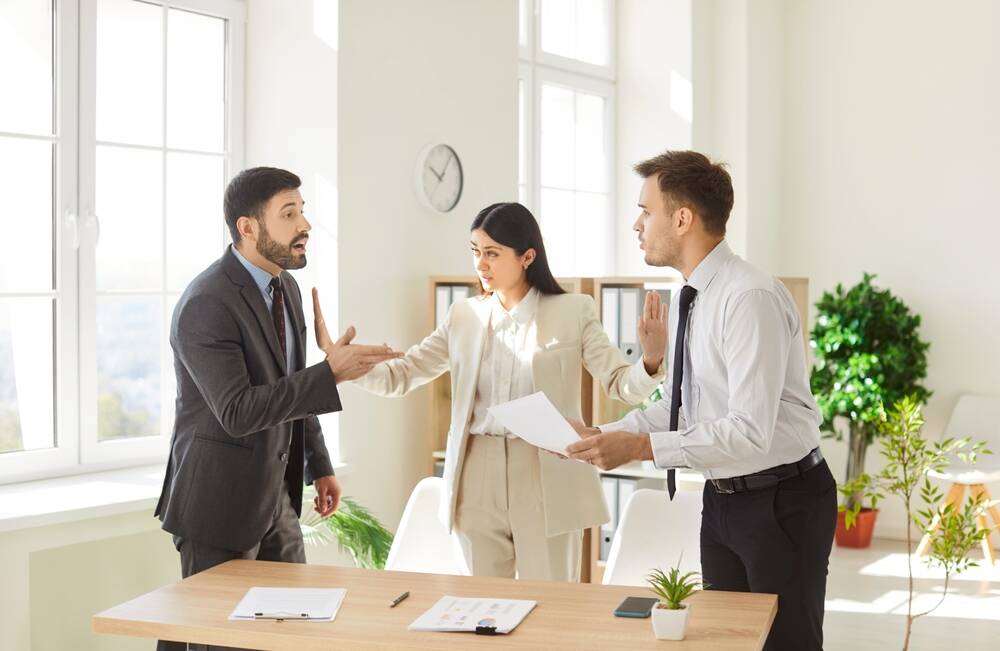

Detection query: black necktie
(667, 285), (698, 500)
(269, 277), (286, 361)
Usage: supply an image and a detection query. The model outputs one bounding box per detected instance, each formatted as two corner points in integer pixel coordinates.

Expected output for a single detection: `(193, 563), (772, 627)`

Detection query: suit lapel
(223, 251), (288, 374)
(454, 296), (492, 421)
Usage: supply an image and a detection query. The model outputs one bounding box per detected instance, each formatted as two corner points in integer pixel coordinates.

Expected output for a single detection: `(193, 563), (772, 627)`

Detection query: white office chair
(602, 488), (702, 586)
(384, 477), (468, 575)
(918, 394), (1000, 565)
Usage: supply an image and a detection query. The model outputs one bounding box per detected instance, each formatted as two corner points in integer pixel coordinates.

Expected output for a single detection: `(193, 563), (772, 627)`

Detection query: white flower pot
(651, 603), (690, 641)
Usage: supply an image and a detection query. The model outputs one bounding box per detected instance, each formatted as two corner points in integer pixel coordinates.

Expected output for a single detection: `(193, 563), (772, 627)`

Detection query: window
(0, 0), (244, 483)
(519, 0), (615, 277)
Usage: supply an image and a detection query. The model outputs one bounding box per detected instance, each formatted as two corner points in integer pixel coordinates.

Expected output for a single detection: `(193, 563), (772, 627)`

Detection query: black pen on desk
(389, 591), (410, 608)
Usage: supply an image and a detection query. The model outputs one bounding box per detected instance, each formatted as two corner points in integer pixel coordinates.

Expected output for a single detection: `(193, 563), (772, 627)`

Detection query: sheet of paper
(228, 587), (347, 622)
(487, 391), (581, 454)
(408, 596), (537, 634)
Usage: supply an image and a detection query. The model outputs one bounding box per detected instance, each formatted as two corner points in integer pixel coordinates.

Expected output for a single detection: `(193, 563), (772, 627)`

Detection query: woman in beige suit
(330, 203), (667, 581)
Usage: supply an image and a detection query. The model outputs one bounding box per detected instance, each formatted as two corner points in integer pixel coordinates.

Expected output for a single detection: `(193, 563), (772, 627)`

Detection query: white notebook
(228, 587), (347, 622)
(408, 596), (537, 634)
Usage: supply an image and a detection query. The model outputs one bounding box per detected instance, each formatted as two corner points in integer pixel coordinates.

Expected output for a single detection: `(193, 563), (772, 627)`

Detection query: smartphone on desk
(613, 596), (658, 618)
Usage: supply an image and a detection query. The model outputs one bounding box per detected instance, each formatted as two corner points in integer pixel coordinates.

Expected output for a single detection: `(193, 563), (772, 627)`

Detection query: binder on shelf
(435, 286), (451, 329)
(618, 287), (642, 363)
(451, 285), (470, 302)
(599, 476), (618, 561)
(601, 287), (619, 345)
(617, 478), (636, 533)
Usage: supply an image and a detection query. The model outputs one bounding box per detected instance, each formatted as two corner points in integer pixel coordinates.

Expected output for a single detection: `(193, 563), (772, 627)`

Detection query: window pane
(167, 8), (226, 152)
(0, 298), (55, 454)
(0, 0), (53, 135)
(575, 90), (606, 193)
(0, 137), (54, 292)
(540, 0), (574, 61)
(539, 187), (574, 275)
(575, 0), (609, 66)
(574, 191), (608, 275)
(166, 153), (225, 291)
(540, 0), (608, 66)
(96, 145), (163, 291)
(97, 296), (160, 441)
(540, 83), (574, 189)
(96, 0), (163, 146)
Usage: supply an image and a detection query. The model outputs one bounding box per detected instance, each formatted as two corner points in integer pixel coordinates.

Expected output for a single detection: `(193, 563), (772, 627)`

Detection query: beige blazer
(355, 292), (663, 536)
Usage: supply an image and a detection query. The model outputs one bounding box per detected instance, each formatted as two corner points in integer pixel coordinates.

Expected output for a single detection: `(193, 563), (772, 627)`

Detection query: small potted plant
(645, 566), (704, 641)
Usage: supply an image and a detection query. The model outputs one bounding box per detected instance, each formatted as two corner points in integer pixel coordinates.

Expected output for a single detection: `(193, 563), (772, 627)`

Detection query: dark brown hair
(633, 151), (734, 236)
(223, 167), (301, 242)
(470, 203), (565, 296)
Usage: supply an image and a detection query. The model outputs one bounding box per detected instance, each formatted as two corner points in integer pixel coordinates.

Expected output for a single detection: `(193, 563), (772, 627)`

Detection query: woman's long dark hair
(471, 202), (565, 296)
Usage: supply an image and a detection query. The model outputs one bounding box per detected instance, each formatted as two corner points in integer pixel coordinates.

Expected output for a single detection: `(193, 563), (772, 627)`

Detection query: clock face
(417, 144), (463, 213)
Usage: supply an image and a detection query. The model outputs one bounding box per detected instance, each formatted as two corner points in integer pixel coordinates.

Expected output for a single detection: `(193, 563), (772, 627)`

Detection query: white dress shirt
(469, 288), (540, 437)
(600, 240), (822, 479)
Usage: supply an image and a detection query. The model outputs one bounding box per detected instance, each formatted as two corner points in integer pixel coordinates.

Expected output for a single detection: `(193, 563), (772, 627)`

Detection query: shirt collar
(490, 287), (539, 328)
(686, 239), (733, 293)
(230, 244), (278, 298)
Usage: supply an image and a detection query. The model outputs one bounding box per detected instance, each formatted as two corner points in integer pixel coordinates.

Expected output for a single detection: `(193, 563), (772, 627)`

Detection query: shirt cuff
(649, 431), (686, 468)
(630, 356), (665, 387)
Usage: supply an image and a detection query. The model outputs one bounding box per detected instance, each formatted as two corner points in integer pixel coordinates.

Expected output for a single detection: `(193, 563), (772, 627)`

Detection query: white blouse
(468, 288), (540, 437)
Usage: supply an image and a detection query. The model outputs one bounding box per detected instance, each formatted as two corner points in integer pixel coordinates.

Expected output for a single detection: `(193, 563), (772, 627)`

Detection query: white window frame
(519, 0), (617, 275)
(533, 66), (616, 275)
(0, 0), (245, 484)
(534, 0), (617, 81)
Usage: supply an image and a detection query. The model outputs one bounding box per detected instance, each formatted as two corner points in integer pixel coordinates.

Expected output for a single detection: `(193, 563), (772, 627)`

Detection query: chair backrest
(602, 488), (702, 587)
(384, 477), (468, 575)
(944, 394), (1000, 447)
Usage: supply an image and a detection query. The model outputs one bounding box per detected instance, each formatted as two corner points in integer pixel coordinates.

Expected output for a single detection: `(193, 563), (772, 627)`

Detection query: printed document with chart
(408, 596), (537, 634)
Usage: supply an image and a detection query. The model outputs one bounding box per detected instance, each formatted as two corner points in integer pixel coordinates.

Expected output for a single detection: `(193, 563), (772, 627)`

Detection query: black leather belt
(709, 448), (824, 494)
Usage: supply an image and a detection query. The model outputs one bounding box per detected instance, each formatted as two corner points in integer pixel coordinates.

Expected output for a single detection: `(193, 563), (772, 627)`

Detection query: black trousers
(156, 485), (306, 651)
(700, 459), (837, 651)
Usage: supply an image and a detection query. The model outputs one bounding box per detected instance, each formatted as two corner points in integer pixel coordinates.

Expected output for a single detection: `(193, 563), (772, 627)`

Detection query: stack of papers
(409, 596), (537, 634)
(228, 587), (347, 622)
(487, 392), (581, 455)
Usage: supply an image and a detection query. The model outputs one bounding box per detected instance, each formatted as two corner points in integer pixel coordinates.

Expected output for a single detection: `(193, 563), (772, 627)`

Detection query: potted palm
(810, 273), (931, 547)
(299, 488), (394, 569)
(841, 396), (991, 650)
(645, 566), (704, 641)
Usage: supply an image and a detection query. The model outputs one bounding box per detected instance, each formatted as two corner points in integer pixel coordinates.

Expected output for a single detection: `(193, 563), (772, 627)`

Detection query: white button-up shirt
(600, 241), (822, 479)
(469, 288), (540, 437)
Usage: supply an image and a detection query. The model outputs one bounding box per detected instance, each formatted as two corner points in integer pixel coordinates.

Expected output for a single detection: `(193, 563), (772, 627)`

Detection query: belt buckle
(710, 478), (735, 494)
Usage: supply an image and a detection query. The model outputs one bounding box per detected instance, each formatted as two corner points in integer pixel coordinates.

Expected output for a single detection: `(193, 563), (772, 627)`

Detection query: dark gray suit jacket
(155, 250), (342, 551)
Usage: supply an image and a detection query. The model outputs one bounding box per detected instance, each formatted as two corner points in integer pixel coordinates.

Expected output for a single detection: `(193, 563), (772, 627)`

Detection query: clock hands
(427, 163), (444, 182)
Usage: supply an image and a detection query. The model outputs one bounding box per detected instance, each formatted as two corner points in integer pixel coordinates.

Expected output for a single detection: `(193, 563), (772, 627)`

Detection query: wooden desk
(93, 560), (776, 650)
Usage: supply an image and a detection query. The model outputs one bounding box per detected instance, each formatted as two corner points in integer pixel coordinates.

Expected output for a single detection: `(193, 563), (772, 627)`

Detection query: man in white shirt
(567, 151), (836, 651)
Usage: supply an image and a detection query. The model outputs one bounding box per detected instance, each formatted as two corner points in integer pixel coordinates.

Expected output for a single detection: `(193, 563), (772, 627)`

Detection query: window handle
(64, 210), (80, 250)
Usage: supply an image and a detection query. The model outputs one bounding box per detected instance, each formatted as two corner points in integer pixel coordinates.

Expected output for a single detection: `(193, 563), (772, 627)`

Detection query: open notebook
(409, 596), (536, 634)
(228, 587), (347, 622)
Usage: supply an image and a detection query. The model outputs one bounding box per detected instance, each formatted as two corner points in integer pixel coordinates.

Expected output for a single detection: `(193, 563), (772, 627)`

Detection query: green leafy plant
(841, 396), (992, 650)
(811, 273), (931, 508)
(645, 565), (705, 610)
(299, 488), (394, 570)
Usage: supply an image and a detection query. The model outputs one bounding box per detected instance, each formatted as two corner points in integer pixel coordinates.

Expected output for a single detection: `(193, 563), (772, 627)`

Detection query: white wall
(614, 0), (693, 276)
(777, 0), (1000, 539)
(690, 0), (1000, 541)
(336, 0), (517, 529)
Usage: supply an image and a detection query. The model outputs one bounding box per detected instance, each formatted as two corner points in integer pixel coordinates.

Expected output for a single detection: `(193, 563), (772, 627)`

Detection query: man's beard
(256, 222), (307, 270)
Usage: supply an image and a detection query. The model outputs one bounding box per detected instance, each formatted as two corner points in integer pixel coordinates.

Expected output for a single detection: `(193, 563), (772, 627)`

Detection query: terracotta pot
(835, 508), (879, 548)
